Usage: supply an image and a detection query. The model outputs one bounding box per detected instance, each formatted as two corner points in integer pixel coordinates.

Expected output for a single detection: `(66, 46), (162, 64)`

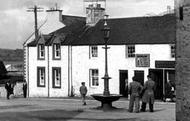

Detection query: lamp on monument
(102, 15), (110, 40)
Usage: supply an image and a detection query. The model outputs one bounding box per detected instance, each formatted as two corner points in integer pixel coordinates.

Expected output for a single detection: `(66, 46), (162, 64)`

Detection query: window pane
(91, 46), (98, 57)
(37, 67), (45, 87)
(53, 68), (61, 88)
(127, 45), (135, 58)
(90, 69), (99, 86)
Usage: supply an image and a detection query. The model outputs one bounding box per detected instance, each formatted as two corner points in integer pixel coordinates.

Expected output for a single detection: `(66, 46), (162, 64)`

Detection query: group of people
(128, 75), (155, 113)
(5, 81), (27, 99)
(79, 74), (156, 113)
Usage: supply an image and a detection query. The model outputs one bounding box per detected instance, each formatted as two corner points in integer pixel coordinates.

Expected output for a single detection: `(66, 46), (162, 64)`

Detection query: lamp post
(102, 14), (111, 96)
(91, 14), (122, 111)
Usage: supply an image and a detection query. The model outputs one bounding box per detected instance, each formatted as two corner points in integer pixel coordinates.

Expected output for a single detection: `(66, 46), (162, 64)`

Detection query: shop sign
(155, 61), (175, 68)
(136, 54), (150, 67)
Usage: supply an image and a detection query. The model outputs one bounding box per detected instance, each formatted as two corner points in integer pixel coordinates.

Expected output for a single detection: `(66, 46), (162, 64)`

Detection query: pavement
(0, 97), (175, 121)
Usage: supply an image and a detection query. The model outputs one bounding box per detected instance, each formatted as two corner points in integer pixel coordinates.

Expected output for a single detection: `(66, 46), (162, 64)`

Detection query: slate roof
(27, 14), (176, 46)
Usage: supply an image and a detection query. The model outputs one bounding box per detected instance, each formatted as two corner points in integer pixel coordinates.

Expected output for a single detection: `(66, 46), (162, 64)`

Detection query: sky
(0, 0), (174, 49)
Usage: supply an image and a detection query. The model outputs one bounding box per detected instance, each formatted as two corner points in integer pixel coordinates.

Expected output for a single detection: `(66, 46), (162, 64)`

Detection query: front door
(149, 69), (163, 100)
(134, 70), (144, 86)
(119, 70), (128, 98)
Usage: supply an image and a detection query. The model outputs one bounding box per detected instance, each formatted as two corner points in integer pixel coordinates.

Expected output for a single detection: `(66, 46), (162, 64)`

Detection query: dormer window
(53, 43), (61, 60)
(38, 44), (45, 60)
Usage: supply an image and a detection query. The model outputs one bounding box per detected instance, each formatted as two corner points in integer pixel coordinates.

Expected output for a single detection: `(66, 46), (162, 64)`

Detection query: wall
(40, 11), (65, 34)
(176, 0), (190, 120)
(0, 82), (24, 98)
(28, 46), (69, 97)
(71, 44), (174, 96)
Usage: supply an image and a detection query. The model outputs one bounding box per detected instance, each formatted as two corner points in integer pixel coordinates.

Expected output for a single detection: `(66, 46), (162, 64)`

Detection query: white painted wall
(27, 44), (175, 97)
(71, 44), (175, 96)
(28, 47), (48, 97)
(28, 46), (69, 97)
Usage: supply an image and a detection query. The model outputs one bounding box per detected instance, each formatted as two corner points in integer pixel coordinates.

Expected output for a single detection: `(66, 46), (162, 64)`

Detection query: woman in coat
(140, 75), (156, 112)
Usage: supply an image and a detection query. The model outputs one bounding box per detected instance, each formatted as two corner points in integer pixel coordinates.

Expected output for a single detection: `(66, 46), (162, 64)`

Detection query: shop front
(149, 61), (175, 100)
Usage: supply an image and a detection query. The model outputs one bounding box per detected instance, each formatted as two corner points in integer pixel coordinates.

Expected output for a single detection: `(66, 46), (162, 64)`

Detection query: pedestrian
(5, 81), (11, 100)
(125, 78), (129, 98)
(23, 82), (27, 98)
(128, 76), (143, 113)
(79, 82), (87, 105)
(140, 75), (156, 112)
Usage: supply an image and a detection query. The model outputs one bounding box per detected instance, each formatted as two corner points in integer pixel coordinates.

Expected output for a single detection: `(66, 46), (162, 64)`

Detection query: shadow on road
(0, 109), (148, 121)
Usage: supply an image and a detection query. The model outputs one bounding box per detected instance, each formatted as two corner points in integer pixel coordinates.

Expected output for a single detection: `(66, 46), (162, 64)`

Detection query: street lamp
(91, 14), (122, 111)
(102, 14), (111, 96)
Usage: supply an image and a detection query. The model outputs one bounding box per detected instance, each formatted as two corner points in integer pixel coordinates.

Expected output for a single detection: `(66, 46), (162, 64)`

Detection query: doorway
(134, 70), (144, 86)
(149, 69), (163, 100)
(119, 70), (128, 98)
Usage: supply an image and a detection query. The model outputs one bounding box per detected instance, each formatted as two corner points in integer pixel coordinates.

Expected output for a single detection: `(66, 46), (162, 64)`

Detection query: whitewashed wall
(71, 44), (175, 96)
(27, 44), (174, 97)
(28, 47), (48, 97)
(48, 46), (69, 97)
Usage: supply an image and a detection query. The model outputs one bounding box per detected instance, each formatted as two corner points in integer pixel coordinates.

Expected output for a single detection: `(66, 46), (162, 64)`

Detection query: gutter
(47, 46), (50, 97)
(68, 46), (73, 96)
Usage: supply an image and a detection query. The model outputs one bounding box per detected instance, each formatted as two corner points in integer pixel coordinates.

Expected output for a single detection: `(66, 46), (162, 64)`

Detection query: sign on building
(136, 54), (150, 67)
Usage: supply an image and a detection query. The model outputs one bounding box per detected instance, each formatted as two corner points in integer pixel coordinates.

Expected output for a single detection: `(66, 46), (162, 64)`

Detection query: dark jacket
(142, 79), (156, 104)
(129, 81), (143, 97)
(80, 85), (87, 95)
(5, 83), (11, 92)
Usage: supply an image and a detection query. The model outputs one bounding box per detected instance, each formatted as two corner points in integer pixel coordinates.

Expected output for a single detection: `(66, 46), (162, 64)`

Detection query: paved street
(0, 97), (175, 121)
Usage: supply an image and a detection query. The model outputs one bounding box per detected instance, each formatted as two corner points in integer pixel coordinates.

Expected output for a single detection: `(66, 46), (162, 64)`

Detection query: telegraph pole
(27, 5), (43, 39)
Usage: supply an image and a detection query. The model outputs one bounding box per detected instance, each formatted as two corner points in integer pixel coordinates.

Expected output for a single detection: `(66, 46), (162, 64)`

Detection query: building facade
(25, 3), (176, 100)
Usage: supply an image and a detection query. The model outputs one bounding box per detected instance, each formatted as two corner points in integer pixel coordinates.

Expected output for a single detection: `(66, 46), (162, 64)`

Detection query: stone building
(175, 0), (190, 120)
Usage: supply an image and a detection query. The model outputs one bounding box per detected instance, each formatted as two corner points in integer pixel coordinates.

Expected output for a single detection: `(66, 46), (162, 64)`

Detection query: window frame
(37, 44), (45, 60)
(37, 67), (45, 87)
(53, 43), (61, 60)
(52, 67), (61, 88)
(89, 69), (99, 87)
(89, 46), (98, 58)
(170, 44), (175, 58)
(126, 45), (135, 58)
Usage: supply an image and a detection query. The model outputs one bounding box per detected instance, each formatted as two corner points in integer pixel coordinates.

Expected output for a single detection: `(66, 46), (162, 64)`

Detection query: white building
(24, 3), (176, 100)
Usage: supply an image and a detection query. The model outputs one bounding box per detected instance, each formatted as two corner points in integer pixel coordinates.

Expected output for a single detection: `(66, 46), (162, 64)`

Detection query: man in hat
(140, 75), (156, 112)
(128, 76), (143, 113)
(5, 81), (11, 100)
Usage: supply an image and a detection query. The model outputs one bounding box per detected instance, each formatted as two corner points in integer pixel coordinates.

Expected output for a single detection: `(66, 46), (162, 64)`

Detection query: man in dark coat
(140, 75), (156, 112)
(23, 82), (27, 98)
(128, 76), (143, 113)
(79, 82), (87, 105)
(5, 81), (11, 99)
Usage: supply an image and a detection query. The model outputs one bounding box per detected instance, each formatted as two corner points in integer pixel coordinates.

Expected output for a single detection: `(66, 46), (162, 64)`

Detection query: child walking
(79, 82), (87, 105)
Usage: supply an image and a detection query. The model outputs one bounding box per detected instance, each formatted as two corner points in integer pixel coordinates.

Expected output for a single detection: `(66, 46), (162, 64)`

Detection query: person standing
(5, 81), (11, 100)
(128, 76), (143, 113)
(125, 78), (129, 98)
(79, 82), (87, 105)
(23, 82), (27, 98)
(140, 75), (156, 112)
